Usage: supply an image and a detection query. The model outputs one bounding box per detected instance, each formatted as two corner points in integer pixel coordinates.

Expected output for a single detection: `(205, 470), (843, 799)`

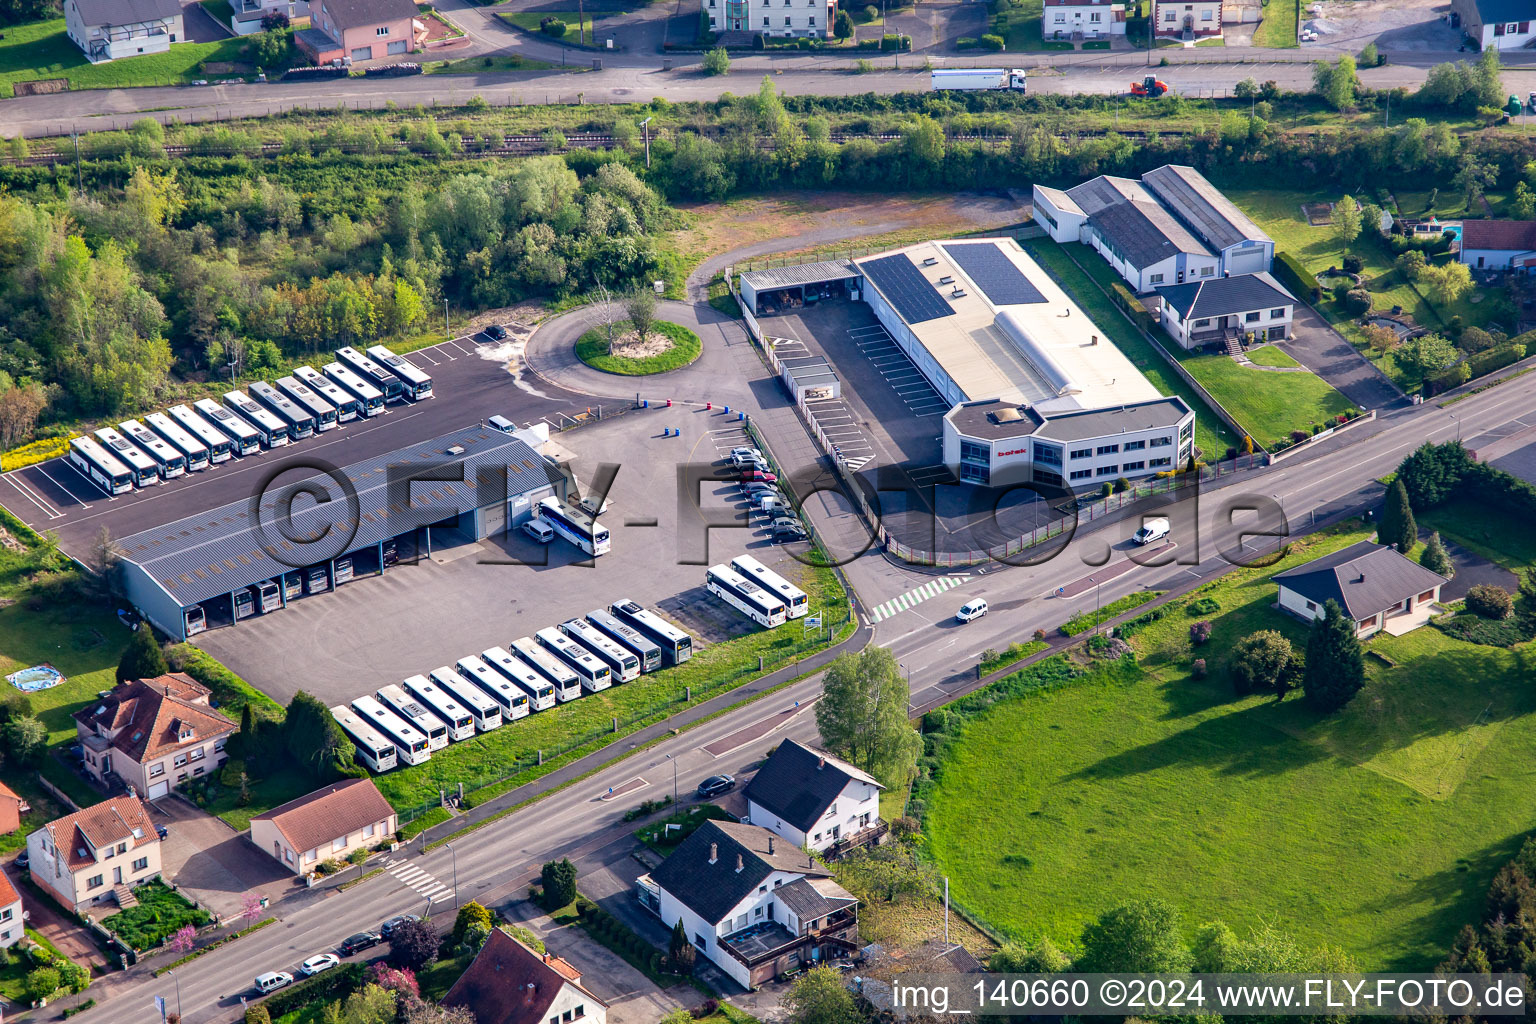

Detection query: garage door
(350, 45), (373, 60)
(387, 39), (408, 54)
(148, 780), (170, 800)
(1227, 247), (1267, 275)
(506, 485), (556, 530)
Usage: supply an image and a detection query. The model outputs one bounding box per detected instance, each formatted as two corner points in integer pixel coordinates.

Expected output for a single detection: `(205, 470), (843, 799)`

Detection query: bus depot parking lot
(195, 412), (813, 705)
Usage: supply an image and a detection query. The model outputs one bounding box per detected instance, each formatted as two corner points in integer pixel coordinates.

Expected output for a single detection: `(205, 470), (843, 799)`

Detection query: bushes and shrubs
(1465, 584), (1513, 619)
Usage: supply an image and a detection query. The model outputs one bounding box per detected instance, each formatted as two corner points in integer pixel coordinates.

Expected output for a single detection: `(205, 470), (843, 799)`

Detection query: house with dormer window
(74, 673), (236, 801)
(744, 739), (886, 857)
(26, 796), (163, 911)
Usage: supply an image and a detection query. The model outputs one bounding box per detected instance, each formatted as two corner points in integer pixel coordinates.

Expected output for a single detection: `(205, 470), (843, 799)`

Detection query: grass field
(0, 601), (130, 747)
(1021, 239), (1237, 458)
(923, 524), (1536, 968)
(1179, 350), (1353, 447)
(574, 321), (703, 375)
(0, 19), (255, 96)
(1420, 496), (1536, 570)
(1251, 0), (1298, 46)
(1246, 344), (1300, 367)
(989, 0), (1071, 49)
(499, 10), (614, 39)
(425, 54), (557, 73)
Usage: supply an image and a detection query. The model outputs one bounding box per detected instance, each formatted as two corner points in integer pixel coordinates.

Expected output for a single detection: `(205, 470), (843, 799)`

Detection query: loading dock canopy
(740, 260), (859, 316)
(116, 425), (562, 610)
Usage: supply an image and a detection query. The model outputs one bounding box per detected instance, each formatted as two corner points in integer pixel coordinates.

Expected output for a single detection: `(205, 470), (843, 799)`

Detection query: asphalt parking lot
(195, 410), (816, 706)
(148, 798), (293, 919)
(0, 331), (587, 558)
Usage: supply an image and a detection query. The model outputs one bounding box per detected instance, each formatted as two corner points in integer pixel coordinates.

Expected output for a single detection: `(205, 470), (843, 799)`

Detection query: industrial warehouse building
(739, 237), (1194, 489)
(115, 425), (567, 642)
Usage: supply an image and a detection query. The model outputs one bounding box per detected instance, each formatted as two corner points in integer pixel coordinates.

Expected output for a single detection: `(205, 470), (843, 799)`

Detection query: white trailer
(930, 68), (1027, 92)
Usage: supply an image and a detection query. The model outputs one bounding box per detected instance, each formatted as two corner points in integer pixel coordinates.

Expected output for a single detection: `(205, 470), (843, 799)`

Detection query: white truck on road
(930, 68), (1027, 92)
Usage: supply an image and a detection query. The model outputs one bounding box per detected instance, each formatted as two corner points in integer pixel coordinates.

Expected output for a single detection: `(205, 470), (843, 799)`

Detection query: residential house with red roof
(0, 869), (23, 948)
(442, 927), (607, 1024)
(1458, 220), (1536, 274)
(0, 780), (27, 837)
(26, 796), (162, 911)
(74, 673), (236, 801)
(249, 778), (396, 875)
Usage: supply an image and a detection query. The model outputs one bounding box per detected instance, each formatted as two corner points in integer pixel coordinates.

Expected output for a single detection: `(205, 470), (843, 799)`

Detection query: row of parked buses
(328, 599), (694, 772)
(704, 554), (809, 629)
(65, 346), (433, 497)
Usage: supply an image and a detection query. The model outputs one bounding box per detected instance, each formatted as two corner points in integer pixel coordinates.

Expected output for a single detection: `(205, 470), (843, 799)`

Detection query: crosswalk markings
(869, 575), (970, 622)
(387, 860), (455, 903)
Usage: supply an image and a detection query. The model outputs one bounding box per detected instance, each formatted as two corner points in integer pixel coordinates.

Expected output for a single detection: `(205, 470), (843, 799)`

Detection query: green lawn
(924, 524), (1536, 968)
(1246, 344), (1301, 367)
(425, 54), (557, 73)
(205, 766), (312, 832)
(989, 0), (1064, 50)
(499, 10), (614, 40)
(1420, 496), (1536, 571)
(1021, 239), (1237, 458)
(102, 880), (211, 952)
(0, 771), (67, 855)
(1060, 590), (1160, 635)
(1251, 0), (1298, 46)
(200, 0), (234, 26)
(0, 601), (130, 747)
(1179, 350), (1353, 448)
(0, 929), (85, 1003)
(0, 19), (256, 96)
(575, 321), (703, 375)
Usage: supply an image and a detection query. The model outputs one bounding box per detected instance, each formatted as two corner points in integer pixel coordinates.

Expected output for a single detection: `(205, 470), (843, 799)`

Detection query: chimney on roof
(1357, 572), (1366, 583)
(736, 854), (744, 873)
(769, 836), (775, 855)
(1090, 335), (1099, 346)
(709, 842), (718, 865)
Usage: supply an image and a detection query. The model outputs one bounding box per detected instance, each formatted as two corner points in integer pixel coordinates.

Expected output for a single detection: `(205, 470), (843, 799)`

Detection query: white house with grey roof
(1032, 165), (1274, 294)
(1156, 272), (1295, 349)
(65, 0), (183, 61)
(636, 819), (860, 989)
(1272, 540), (1448, 638)
(744, 739), (884, 856)
(1450, 0), (1536, 48)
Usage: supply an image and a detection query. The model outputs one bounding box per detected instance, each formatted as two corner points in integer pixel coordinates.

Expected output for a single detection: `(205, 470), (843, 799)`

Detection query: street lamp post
(445, 842), (459, 911)
(167, 968), (182, 1022)
(665, 752), (678, 806)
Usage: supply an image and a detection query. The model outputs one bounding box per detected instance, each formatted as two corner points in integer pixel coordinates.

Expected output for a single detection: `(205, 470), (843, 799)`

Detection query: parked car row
(722, 447), (806, 544)
(330, 601), (695, 773)
(254, 916), (420, 995)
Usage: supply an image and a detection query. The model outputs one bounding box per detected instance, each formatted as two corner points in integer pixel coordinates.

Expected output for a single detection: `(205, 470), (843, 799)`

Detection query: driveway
(149, 797), (294, 920)
(0, 865), (108, 968)
(889, 0), (987, 52)
(180, 0), (233, 41)
(1284, 304), (1405, 412)
(1433, 532), (1518, 603)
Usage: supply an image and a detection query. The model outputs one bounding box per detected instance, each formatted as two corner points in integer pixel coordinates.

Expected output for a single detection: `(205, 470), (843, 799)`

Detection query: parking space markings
(869, 575), (970, 622)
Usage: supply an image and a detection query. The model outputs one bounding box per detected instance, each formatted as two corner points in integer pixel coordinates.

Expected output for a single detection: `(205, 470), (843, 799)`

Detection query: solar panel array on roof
(860, 254), (956, 325)
(941, 242), (1047, 306)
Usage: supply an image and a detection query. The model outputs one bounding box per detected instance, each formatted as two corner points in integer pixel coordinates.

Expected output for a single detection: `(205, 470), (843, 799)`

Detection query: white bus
(559, 618), (640, 683)
(427, 666), (503, 733)
(350, 695), (431, 765)
(275, 376), (338, 432)
(249, 381), (316, 440)
(536, 497), (609, 557)
(329, 705), (399, 773)
(93, 427), (159, 487)
(455, 654), (531, 722)
(194, 398), (262, 456)
(536, 627), (611, 693)
(482, 646), (555, 712)
(401, 674), (476, 743)
(168, 404), (233, 463)
(377, 683), (449, 752)
(585, 609), (662, 674)
(323, 362), (386, 417)
(706, 564), (787, 628)
(119, 420), (186, 480)
(611, 600), (693, 665)
(335, 346), (405, 404)
(366, 345), (434, 400)
(510, 636), (582, 703)
(730, 554), (808, 619)
(294, 366), (362, 423)
(144, 412), (210, 472)
(224, 391), (291, 448)
(68, 436), (133, 495)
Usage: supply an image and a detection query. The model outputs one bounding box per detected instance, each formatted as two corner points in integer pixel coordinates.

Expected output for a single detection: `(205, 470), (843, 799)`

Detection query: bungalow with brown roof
(26, 796), (162, 911)
(74, 673), (236, 801)
(442, 927), (607, 1024)
(249, 778), (396, 875)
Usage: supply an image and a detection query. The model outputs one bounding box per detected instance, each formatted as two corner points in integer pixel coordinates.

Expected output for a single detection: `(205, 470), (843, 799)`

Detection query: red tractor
(1131, 75), (1170, 97)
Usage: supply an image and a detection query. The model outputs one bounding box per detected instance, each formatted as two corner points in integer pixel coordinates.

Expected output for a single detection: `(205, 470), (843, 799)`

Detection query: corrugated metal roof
(118, 426), (560, 608)
(1142, 164), (1272, 251)
(1090, 199), (1213, 268)
(740, 260), (859, 291)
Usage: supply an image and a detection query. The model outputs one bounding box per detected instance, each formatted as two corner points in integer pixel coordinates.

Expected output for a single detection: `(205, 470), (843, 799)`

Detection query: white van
(956, 598), (988, 623)
(522, 519), (554, 543)
(488, 415), (516, 433)
(1133, 517), (1171, 546)
(255, 971), (293, 994)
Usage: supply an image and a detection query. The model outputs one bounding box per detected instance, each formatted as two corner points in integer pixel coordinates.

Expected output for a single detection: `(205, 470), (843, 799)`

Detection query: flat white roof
(855, 238), (1161, 415)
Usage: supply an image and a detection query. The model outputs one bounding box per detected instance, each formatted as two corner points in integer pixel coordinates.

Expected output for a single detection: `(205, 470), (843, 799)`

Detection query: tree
(340, 984), (397, 1024)
(84, 525), (121, 601)
(834, 9), (852, 37)
(1419, 262), (1473, 305)
(1303, 599), (1365, 713)
(1515, 181), (1536, 220)
(783, 965), (858, 1024)
(1332, 194), (1362, 245)
(284, 691), (352, 783)
(1420, 531), (1454, 578)
(241, 891), (264, 928)
(816, 647), (922, 790)
(1396, 441), (1472, 509)
(388, 918), (440, 970)
(1361, 323), (1401, 358)
(244, 1006), (273, 1024)
(367, 963), (420, 998)
(451, 902), (492, 946)
(1359, 201), (1384, 238)
(116, 624), (167, 683)
(1312, 55), (1356, 109)
(625, 287), (657, 343)
(667, 918), (696, 973)
(25, 966), (60, 1002)
(1396, 332), (1458, 378)
(541, 858), (578, 909)
(1379, 477), (1417, 552)
(989, 937), (1071, 973)
(1078, 898), (1190, 973)
(1518, 568), (1536, 628)
(1227, 630), (1292, 696)
(702, 47), (730, 75)
(1, 716), (46, 768)
(229, 703), (257, 762)
(1394, 248), (1427, 281)
(0, 378), (47, 448)
(1466, 584), (1513, 619)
